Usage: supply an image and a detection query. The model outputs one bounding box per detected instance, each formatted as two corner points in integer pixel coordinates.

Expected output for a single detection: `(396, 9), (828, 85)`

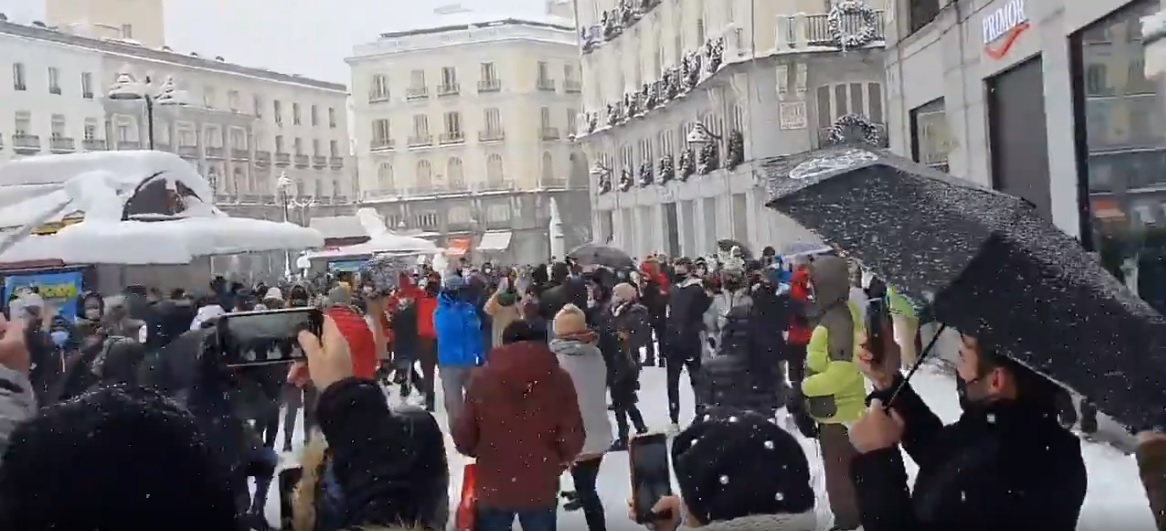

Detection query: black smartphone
(278, 466), (304, 530)
(866, 297), (889, 367)
(216, 307), (324, 367)
(629, 432), (673, 524)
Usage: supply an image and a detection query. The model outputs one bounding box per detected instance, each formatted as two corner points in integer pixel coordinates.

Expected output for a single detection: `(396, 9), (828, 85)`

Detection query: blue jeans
(476, 507), (557, 531)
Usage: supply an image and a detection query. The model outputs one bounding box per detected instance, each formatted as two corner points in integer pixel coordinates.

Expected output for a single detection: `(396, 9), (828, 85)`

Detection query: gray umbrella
(764, 147), (1166, 430)
(567, 243), (635, 269)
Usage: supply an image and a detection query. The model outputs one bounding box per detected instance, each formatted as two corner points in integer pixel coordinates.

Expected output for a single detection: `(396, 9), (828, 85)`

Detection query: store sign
(779, 102), (807, 130)
(982, 0), (1030, 59)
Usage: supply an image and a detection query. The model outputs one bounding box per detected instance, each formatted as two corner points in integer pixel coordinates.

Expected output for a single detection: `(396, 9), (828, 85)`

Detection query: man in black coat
(538, 262), (587, 322)
(849, 333), (1087, 531)
(663, 258), (710, 431)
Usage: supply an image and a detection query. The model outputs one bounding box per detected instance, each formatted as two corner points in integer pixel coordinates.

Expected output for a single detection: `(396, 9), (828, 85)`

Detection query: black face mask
(955, 372), (990, 411)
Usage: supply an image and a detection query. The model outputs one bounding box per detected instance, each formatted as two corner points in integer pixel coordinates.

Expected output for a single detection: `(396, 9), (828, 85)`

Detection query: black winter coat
(665, 278), (710, 358)
(699, 306), (783, 416)
(538, 279), (588, 322)
(589, 304), (639, 407)
(639, 280), (667, 329)
(851, 377), (1087, 531)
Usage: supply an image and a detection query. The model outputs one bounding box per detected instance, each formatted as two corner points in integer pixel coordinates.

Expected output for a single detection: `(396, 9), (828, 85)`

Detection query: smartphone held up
(215, 307), (324, 367)
(629, 432), (674, 524)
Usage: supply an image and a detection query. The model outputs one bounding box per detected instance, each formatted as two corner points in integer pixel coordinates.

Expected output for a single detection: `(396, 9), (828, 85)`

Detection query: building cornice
(349, 20), (576, 61)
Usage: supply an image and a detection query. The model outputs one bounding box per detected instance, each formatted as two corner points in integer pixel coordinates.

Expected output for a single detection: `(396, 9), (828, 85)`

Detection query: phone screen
(629, 433), (673, 523)
(278, 467), (303, 530)
(217, 308), (323, 366)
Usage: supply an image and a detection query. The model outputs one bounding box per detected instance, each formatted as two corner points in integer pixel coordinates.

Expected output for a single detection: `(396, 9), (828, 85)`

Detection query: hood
(484, 341), (560, 396)
(549, 336), (600, 357)
(808, 255), (850, 311)
(190, 304), (225, 330)
(437, 291), (472, 310)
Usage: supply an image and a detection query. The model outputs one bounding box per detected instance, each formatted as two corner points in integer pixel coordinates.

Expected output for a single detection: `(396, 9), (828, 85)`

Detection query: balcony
(329, 156), (344, 169)
(206, 146), (225, 159)
(408, 134), (433, 148)
(231, 148), (250, 160)
(537, 78), (556, 92)
(275, 152), (291, 166)
(539, 127), (560, 140)
(294, 154), (310, 167)
(255, 150), (272, 166)
(776, 10), (886, 50)
(48, 137), (74, 153)
(815, 121), (889, 148)
(117, 140), (141, 150)
(439, 131), (465, 144)
(479, 129), (505, 142)
(370, 138), (395, 151)
(178, 144), (199, 158)
(564, 79), (582, 93)
(82, 138), (107, 151)
(478, 79), (501, 92)
(406, 86), (428, 100)
(474, 180), (517, 192)
(437, 83), (460, 96)
(540, 177), (569, 189)
(312, 155), (327, 168)
(12, 135), (40, 154)
(368, 91), (390, 103)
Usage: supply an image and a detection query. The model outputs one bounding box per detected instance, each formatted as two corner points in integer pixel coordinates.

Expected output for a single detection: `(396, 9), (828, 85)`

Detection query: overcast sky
(0, 0), (551, 83)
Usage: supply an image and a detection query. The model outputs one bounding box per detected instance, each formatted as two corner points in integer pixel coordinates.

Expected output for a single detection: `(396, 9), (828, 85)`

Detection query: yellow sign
(30, 212), (83, 235)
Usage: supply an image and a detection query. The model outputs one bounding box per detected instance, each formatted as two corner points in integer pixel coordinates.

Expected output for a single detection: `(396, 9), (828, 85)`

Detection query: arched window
(447, 157), (465, 189)
(231, 166), (243, 194)
(541, 152), (554, 184)
(378, 162), (395, 191)
(486, 153), (504, 186)
(416, 159), (432, 189)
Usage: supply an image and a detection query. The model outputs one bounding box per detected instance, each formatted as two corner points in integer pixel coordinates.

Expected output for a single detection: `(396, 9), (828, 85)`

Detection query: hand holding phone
(629, 433), (674, 524)
(626, 495), (682, 531)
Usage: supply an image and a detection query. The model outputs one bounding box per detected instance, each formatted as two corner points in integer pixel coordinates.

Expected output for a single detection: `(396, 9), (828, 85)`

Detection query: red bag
(455, 463), (478, 531)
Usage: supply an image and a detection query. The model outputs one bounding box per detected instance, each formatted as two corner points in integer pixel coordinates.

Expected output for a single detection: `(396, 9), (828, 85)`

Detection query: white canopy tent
(301, 207), (438, 260)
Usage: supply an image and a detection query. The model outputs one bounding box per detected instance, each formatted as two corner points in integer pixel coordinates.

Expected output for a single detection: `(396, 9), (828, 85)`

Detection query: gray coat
(0, 366), (37, 466)
(549, 338), (613, 457)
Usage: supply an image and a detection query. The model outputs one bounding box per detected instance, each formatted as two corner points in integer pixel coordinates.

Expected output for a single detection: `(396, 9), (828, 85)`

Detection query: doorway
(663, 202), (680, 257)
(987, 55), (1052, 219)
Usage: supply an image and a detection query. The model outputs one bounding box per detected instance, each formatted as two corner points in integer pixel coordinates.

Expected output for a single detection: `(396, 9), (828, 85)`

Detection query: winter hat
(612, 282), (638, 302)
(502, 319), (547, 344)
(553, 304), (589, 337)
(672, 407), (816, 525)
(0, 385), (240, 531)
(263, 287), (284, 301)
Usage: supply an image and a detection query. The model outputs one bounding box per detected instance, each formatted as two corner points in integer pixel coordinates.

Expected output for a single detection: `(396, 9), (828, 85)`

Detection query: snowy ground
(257, 363), (1156, 530)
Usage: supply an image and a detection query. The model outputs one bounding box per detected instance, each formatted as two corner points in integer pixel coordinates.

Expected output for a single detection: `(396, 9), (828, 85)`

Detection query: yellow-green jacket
(801, 256), (867, 424)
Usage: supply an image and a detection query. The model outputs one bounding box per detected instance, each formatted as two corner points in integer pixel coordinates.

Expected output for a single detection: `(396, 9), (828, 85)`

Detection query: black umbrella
(717, 239), (753, 259)
(567, 243), (635, 269)
(764, 147), (1166, 430)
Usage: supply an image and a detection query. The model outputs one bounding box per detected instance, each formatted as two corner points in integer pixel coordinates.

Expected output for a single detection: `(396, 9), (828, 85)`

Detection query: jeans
(477, 507), (557, 531)
(572, 457), (607, 531)
(664, 353), (702, 424)
(614, 405), (647, 440)
(439, 365), (473, 432)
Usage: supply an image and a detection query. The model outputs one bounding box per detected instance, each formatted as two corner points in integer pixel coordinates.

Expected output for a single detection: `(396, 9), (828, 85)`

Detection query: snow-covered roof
(302, 234), (438, 260)
(0, 151), (213, 202)
(309, 215), (368, 240)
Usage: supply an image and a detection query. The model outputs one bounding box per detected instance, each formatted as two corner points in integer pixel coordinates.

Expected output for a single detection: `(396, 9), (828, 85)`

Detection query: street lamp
(686, 122), (721, 147)
(107, 71), (190, 150)
(276, 171), (315, 225)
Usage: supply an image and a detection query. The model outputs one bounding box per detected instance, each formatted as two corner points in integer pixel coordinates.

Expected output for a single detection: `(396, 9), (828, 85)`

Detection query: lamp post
(107, 72), (190, 150)
(276, 171), (315, 278)
(686, 122), (735, 250)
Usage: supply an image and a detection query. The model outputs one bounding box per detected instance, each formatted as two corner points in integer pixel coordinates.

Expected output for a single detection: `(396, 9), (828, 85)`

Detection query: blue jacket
(433, 292), (485, 367)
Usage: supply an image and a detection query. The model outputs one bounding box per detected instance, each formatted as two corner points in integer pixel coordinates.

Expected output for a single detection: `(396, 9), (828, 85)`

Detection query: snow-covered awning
(302, 233), (439, 260)
(477, 231), (513, 252)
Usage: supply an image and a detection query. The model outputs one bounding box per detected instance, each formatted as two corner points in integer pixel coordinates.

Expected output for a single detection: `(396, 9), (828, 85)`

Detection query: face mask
(50, 330), (69, 347)
(84, 308), (101, 320)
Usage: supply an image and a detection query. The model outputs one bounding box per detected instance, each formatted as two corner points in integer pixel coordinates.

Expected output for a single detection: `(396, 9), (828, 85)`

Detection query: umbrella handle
(883, 323), (948, 411)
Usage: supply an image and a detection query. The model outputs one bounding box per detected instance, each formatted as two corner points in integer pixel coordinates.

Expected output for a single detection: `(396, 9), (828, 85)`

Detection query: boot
(608, 438), (629, 452)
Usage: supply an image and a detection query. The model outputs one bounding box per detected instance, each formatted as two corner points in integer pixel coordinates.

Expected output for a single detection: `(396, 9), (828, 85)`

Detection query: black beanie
(672, 407), (816, 524)
(502, 319), (547, 344)
(0, 385), (240, 531)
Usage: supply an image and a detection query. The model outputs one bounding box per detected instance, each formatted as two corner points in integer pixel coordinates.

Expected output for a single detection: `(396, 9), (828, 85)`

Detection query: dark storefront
(987, 55), (1054, 219)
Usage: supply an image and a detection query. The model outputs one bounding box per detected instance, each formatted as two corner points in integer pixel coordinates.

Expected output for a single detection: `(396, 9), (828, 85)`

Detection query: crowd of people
(0, 248), (1164, 531)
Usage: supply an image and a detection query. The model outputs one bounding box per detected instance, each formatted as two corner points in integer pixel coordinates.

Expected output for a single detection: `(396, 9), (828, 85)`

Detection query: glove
(786, 388), (819, 439)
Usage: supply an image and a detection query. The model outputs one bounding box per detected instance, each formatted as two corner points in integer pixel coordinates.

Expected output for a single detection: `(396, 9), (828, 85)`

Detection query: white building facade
(0, 29), (108, 162)
(1, 3), (354, 222)
(346, 3), (593, 263)
(882, 0), (1166, 313)
(575, 0), (890, 257)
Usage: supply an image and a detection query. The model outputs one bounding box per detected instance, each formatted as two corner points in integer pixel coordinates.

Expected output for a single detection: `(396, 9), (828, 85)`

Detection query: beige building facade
(346, 2), (593, 263)
(46, 0), (165, 47)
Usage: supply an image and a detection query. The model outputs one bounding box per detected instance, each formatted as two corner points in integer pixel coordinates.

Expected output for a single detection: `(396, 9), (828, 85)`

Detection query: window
(410, 69), (426, 89)
(329, 140), (339, 156)
(372, 119), (391, 142)
(370, 74), (389, 101)
(13, 63), (26, 91)
(540, 107), (551, 129)
(328, 107), (336, 128)
(204, 86), (216, 108)
(448, 157), (465, 189)
(486, 153), (504, 185)
(481, 62), (497, 81)
(83, 118), (98, 140)
(178, 126), (196, 146)
(50, 115), (65, 138)
(312, 138), (321, 155)
(484, 108), (502, 131)
(292, 103), (301, 125)
(273, 100), (283, 124)
(254, 95), (264, 118)
(48, 67), (61, 94)
(696, 18), (705, 41)
(293, 137), (303, 154)
(817, 83), (883, 125)
(908, 0), (942, 35)
(227, 90), (240, 112)
(81, 72), (93, 98)
(416, 160), (433, 188)
(275, 135), (285, 152)
(909, 98), (950, 171)
(231, 128), (248, 149)
(567, 108), (577, 134)
(537, 61), (550, 84)
(115, 117), (131, 141)
(205, 126), (223, 147)
(378, 163), (395, 190)
(441, 66), (457, 86)
(121, 23), (133, 38)
(412, 114), (429, 136)
(541, 152), (554, 182)
(563, 64), (575, 83)
(310, 105), (319, 126)
(1085, 63), (1110, 96)
(444, 111), (462, 134)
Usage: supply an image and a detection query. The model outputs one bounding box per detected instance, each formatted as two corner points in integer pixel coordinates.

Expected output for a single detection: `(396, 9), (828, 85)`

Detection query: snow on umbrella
(716, 239), (753, 258)
(764, 147), (1166, 430)
(567, 244), (635, 270)
(779, 241), (832, 258)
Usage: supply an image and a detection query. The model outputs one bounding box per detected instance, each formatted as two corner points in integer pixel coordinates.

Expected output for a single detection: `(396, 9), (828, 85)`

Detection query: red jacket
(452, 341), (585, 509)
(416, 293), (438, 339)
(325, 306), (378, 380)
(787, 267), (813, 345)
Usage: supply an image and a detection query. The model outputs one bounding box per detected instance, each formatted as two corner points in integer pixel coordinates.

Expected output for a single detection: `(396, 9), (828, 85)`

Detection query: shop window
(909, 98), (951, 172)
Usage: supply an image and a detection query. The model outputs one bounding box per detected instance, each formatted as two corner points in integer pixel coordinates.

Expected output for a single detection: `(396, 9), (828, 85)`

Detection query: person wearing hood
(549, 305), (612, 531)
(484, 272), (522, 350)
(607, 283), (649, 449)
(704, 270), (751, 356)
(386, 274), (426, 405)
(789, 255), (866, 530)
(434, 276), (485, 432)
(786, 256), (813, 391)
(632, 408), (819, 531)
(453, 319), (584, 531)
(147, 294), (196, 351)
(664, 257), (711, 433)
(190, 293), (227, 331)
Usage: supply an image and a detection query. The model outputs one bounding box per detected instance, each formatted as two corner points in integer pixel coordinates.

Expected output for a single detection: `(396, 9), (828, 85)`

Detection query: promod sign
(982, 0), (1030, 59)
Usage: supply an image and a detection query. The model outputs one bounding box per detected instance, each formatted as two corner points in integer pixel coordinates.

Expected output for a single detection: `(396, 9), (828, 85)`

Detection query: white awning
(477, 231), (513, 252)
